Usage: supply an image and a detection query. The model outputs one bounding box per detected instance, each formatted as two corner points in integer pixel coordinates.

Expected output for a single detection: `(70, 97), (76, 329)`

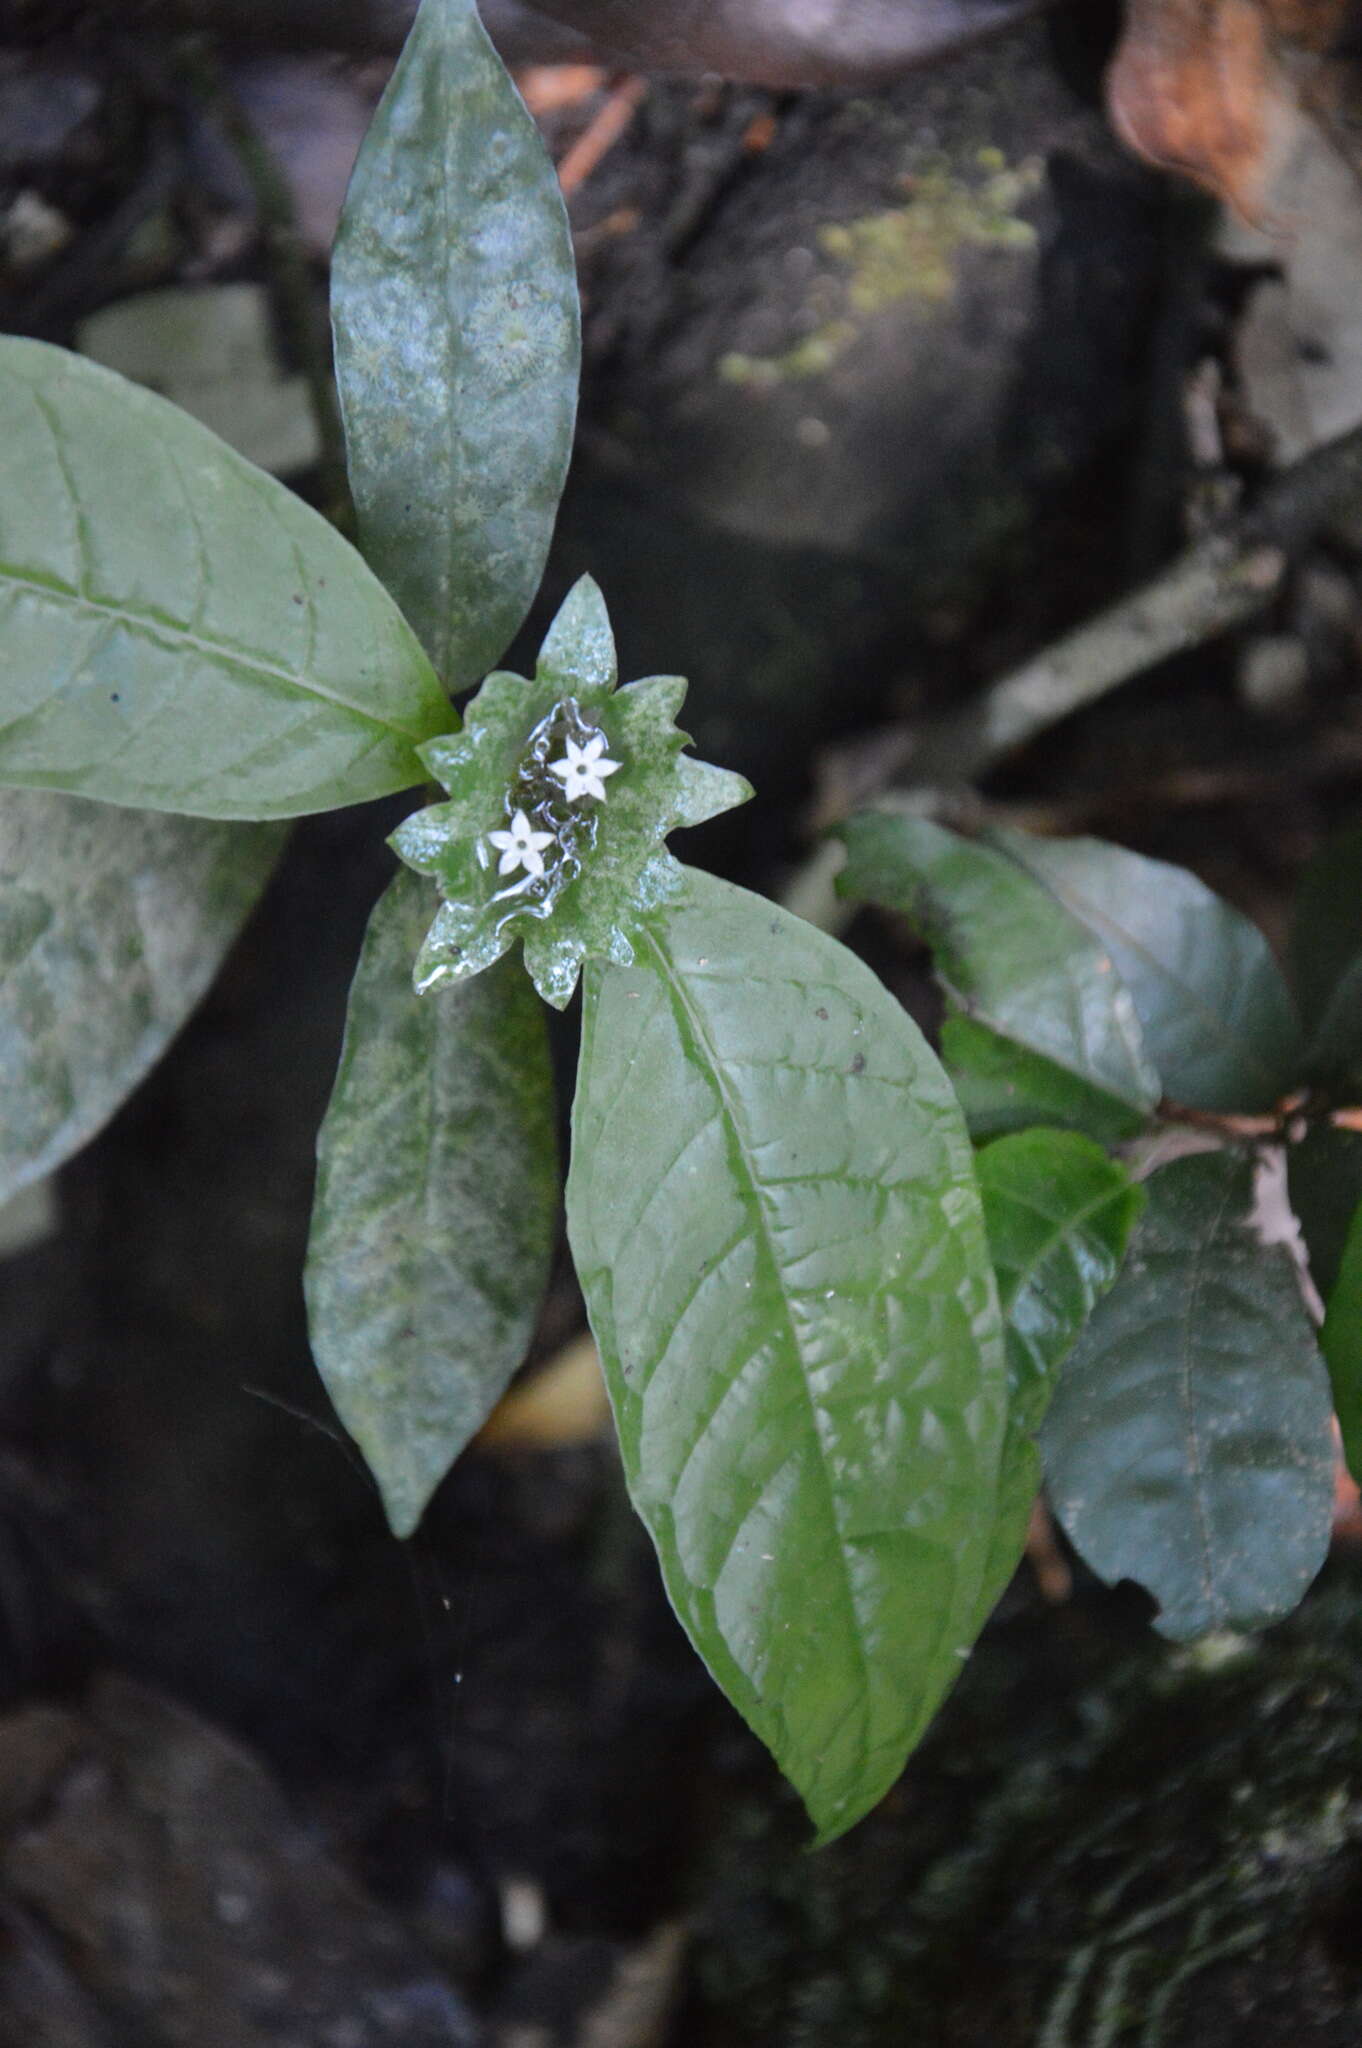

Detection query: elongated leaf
(1290, 820), (1362, 1082)
(567, 866), (1008, 1842)
(972, 1128), (1142, 1623)
(838, 811), (1160, 1122)
(332, 0), (580, 690)
(1287, 1123), (1362, 1303)
(0, 339), (450, 820)
(1041, 1150), (1334, 1639)
(306, 867), (558, 1537)
(941, 1013), (1151, 1144)
(1319, 1197), (1362, 1485)
(990, 829), (1303, 1113)
(0, 787), (284, 1204)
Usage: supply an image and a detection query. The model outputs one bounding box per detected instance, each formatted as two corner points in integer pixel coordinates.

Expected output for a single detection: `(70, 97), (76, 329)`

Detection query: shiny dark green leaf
(972, 1128), (1142, 1624)
(990, 829), (1303, 1113)
(1287, 1123), (1362, 1303)
(838, 810), (1160, 1123)
(1290, 820), (1362, 1082)
(332, 0), (580, 689)
(0, 787), (284, 1204)
(940, 1013), (1151, 1144)
(0, 339), (451, 819)
(306, 867), (558, 1537)
(1319, 1197), (1362, 1485)
(1042, 1150), (1334, 1639)
(567, 865), (1008, 1842)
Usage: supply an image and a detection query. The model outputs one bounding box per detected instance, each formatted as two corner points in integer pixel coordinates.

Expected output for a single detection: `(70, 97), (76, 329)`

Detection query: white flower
(487, 810), (555, 879)
(548, 731), (621, 804)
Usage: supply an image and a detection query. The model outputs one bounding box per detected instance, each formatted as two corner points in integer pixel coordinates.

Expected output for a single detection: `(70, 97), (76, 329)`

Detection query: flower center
(485, 697), (606, 919)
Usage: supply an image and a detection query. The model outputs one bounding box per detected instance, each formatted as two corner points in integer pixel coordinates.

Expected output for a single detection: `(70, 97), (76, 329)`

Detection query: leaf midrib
(639, 920), (879, 1742)
(0, 561), (436, 743)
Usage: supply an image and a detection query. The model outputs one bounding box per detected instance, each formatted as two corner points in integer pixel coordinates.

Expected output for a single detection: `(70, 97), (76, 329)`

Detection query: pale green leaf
(0, 338), (450, 819)
(0, 786), (284, 1204)
(940, 1013), (1151, 1144)
(972, 1128), (1142, 1624)
(332, 0), (580, 689)
(306, 867), (558, 1537)
(1042, 1150), (1334, 1639)
(567, 866), (1008, 1842)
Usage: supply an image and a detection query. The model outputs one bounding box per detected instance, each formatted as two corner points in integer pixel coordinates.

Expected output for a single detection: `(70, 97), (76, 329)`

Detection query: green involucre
(390, 578), (751, 1008)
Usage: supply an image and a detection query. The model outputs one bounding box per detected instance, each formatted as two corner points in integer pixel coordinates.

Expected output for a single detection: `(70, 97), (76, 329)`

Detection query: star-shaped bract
(389, 577), (753, 1008)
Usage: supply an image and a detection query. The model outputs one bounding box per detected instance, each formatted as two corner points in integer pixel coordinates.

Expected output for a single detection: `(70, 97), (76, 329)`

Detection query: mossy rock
(692, 1570), (1362, 2046)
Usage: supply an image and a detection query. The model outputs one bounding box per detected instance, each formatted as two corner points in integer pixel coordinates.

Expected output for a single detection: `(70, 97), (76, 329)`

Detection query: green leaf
(972, 1128), (1142, 1624)
(1287, 1123), (1362, 1302)
(1041, 1150), (1334, 1640)
(1290, 819), (1362, 1083)
(567, 865), (1008, 1842)
(989, 829), (1303, 1113)
(332, 0), (580, 690)
(1319, 1197), (1362, 1486)
(838, 810), (1160, 1123)
(0, 338), (450, 820)
(0, 787), (284, 1205)
(940, 1013), (1151, 1144)
(391, 578), (751, 1008)
(306, 868), (558, 1538)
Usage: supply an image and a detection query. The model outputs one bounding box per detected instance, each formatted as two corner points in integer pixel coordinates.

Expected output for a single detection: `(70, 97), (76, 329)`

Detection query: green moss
(717, 155), (1041, 390)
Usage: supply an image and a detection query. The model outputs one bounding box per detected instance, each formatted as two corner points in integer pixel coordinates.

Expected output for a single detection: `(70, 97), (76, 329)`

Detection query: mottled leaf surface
(991, 830), (1303, 1113)
(306, 868), (557, 1537)
(0, 339), (450, 819)
(972, 1128), (1142, 1624)
(567, 866), (1007, 1841)
(1042, 1150), (1334, 1639)
(332, 0), (580, 689)
(941, 1013), (1151, 1145)
(0, 787), (284, 1204)
(1320, 1197), (1362, 1486)
(1290, 819), (1362, 1083)
(838, 811), (1160, 1121)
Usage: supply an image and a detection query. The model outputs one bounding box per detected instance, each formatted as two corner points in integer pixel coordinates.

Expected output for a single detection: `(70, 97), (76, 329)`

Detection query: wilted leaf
(972, 1128), (1143, 1623)
(568, 865), (1008, 1842)
(332, 0), (580, 690)
(1106, 0), (1283, 217)
(1042, 1149), (1334, 1639)
(838, 811), (1161, 1127)
(990, 828), (1303, 1113)
(306, 867), (558, 1537)
(0, 787), (284, 1205)
(0, 339), (450, 820)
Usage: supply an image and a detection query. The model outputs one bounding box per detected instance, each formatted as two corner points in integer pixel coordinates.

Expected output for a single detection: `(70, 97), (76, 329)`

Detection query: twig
(556, 74), (647, 196)
(910, 417), (1362, 785)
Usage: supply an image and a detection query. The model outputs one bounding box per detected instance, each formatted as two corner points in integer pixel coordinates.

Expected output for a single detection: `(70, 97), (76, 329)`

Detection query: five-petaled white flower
(549, 732), (621, 804)
(487, 810), (555, 879)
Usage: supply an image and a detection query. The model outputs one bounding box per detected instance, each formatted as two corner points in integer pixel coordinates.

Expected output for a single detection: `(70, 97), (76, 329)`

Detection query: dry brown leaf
(1107, 0), (1361, 215)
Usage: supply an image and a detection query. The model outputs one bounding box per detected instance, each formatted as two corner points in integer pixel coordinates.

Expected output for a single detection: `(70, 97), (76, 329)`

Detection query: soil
(3, 7), (1362, 2043)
